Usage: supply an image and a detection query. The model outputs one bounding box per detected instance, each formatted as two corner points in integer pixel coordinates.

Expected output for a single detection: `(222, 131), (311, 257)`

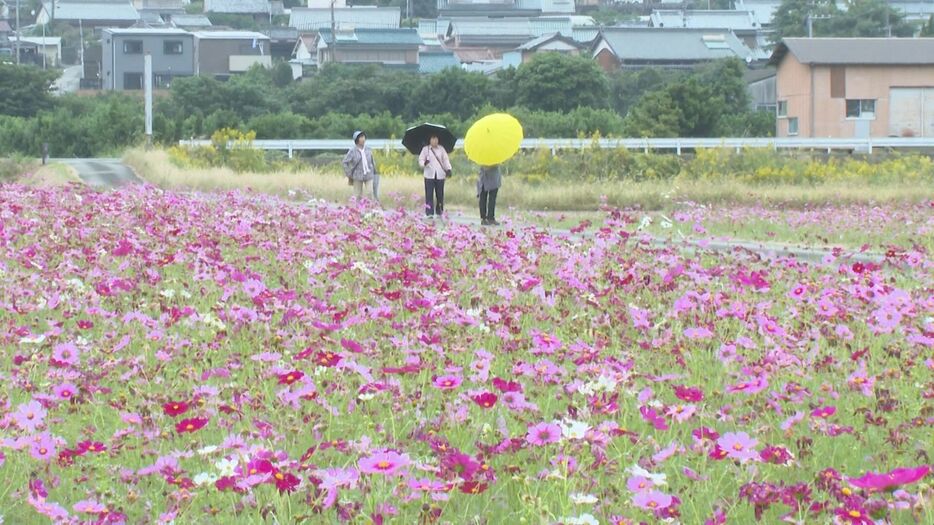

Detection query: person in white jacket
(418, 135), (452, 217)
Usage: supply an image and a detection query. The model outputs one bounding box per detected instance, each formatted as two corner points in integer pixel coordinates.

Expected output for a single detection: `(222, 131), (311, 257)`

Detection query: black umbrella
(402, 123), (456, 155)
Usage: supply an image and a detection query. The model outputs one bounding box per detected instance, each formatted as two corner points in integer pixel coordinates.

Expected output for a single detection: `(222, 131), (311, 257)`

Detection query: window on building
(777, 100), (787, 118)
(124, 72), (143, 90)
(154, 74), (173, 89)
(123, 40), (143, 54)
(846, 99), (876, 118)
(788, 117), (799, 136)
(164, 41), (183, 55)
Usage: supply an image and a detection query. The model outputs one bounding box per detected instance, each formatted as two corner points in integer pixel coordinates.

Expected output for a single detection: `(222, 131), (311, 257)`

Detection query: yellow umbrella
(464, 113), (524, 166)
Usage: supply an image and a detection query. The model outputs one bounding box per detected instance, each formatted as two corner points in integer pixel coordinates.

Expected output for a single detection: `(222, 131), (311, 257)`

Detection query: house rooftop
(289, 7), (400, 31)
(103, 27), (189, 35)
(650, 9), (761, 31)
(204, 0), (281, 14)
(317, 27), (422, 46)
(193, 30), (271, 40)
(170, 14), (213, 28)
(41, 0), (140, 21)
(771, 38), (934, 66)
(598, 27), (752, 62)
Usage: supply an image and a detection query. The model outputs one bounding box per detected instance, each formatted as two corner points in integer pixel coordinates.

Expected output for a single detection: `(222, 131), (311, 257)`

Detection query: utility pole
(806, 13), (832, 38)
(14, 0), (20, 64)
(330, 0), (336, 63)
(144, 54), (152, 149)
(78, 18), (84, 71)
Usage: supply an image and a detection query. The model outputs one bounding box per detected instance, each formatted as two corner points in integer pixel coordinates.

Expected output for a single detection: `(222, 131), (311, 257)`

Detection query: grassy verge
(1, 158), (81, 187)
(125, 149), (934, 210)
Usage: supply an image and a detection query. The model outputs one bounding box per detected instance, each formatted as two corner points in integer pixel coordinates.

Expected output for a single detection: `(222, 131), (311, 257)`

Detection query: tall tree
(513, 53), (609, 113)
(772, 0), (912, 42)
(0, 64), (57, 118)
(408, 67), (493, 119)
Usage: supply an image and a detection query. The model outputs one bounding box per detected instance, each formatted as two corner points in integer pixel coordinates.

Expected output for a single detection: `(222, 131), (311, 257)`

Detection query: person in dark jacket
(476, 164), (502, 226)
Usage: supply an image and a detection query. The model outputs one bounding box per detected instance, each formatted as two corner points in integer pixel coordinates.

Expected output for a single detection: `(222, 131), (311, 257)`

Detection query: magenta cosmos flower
(632, 490), (673, 510)
(716, 432), (759, 463)
(525, 422), (562, 447)
(358, 450), (412, 476)
(848, 465), (931, 491)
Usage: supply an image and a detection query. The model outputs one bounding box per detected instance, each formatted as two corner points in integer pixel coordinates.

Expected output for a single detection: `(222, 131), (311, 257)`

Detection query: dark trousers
(424, 178), (445, 216)
(479, 188), (498, 220)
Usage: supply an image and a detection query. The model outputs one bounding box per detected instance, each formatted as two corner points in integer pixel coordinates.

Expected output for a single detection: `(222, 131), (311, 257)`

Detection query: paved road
(52, 66), (83, 95)
(55, 158), (142, 189)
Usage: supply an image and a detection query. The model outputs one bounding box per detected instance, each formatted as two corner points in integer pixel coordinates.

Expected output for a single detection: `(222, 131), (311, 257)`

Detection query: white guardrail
(178, 137), (934, 157)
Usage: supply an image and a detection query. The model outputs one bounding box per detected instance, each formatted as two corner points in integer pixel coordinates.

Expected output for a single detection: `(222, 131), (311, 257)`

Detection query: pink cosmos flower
(53, 383), (78, 401)
(525, 422), (561, 446)
(51, 342), (80, 366)
(848, 465), (931, 491)
(632, 490), (673, 510)
(13, 400), (47, 432)
(314, 467), (360, 508)
(531, 331), (562, 354)
(872, 308), (902, 334)
(30, 434), (57, 462)
(626, 476), (654, 493)
(358, 450), (411, 476)
(684, 326), (714, 340)
(716, 432), (759, 463)
(432, 374), (462, 390)
(74, 499), (107, 514)
(665, 404), (696, 423)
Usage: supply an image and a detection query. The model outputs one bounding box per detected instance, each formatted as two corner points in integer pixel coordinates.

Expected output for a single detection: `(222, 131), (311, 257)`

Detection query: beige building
(771, 38), (934, 138)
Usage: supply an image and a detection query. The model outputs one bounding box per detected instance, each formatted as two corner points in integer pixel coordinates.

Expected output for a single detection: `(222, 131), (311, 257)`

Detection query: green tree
(513, 53), (609, 112)
(622, 91), (683, 138)
(0, 64), (58, 118)
(667, 77), (726, 137)
(609, 68), (684, 117)
(772, 0), (912, 42)
(409, 67), (493, 119)
(696, 58), (750, 115)
(272, 62), (294, 88)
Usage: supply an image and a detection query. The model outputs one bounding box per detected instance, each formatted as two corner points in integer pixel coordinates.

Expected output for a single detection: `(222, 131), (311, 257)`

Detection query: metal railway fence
(178, 137), (934, 158)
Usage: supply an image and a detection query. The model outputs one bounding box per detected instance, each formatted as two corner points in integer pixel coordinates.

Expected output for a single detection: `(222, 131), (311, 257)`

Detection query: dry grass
(15, 163), (82, 187)
(124, 149), (934, 211)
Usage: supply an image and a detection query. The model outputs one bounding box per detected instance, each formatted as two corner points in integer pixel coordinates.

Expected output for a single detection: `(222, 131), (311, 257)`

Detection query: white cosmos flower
(159, 289), (176, 299)
(215, 458), (237, 477)
(197, 445), (219, 456)
(193, 472), (218, 486)
(560, 513), (599, 525)
(569, 493), (598, 505)
(20, 335), (46, 345)
(559, 419), (590, 440)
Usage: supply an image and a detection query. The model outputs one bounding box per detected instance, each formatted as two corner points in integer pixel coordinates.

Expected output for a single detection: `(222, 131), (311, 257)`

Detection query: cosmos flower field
(0, 185), (931, 524)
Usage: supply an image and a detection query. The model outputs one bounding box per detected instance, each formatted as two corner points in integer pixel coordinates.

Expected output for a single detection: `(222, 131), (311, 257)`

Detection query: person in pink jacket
(418, 135), (452, 218)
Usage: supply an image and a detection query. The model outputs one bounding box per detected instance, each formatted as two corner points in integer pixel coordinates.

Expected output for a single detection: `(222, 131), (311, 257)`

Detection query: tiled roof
(170, 14), (213, 27)
(289, 7), (400, 31)
(419, 50), (460, 73)
(772, 38), (934, 66)
(317, 28), (422, 46)
(598, 27), (752, 62)
(650, 9), (761, 31)
(42, 0), (140, 21)
(204, 0), (274, 14)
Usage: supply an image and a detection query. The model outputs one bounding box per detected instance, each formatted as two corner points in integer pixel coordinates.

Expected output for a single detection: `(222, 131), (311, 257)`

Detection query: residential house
(102, 28), (193, 89)
(136, 0), (186, 28)
(37, 0), (141, 28)
(502, 32), (581, 66)
(649, 9), (770, 60)
(19, 36), (62, 66)
(293, 33), (315, 64)
(266, 27), (298, 59)
(592, 27), (753, 71)
(770, 38), (934, 138)
(289, 7), (401, 31)
(204, 0), (284, 22)
(444, 16), (574, 61)
(438, 0), (575, 18)
(194, 30), (271, 78)
(315, 28), (421, 69)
